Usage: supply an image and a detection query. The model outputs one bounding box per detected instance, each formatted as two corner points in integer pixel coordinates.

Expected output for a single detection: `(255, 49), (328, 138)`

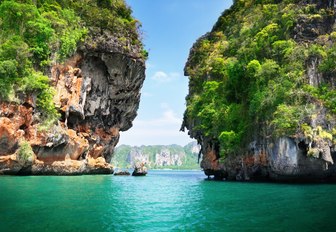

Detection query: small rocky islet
(114, 170), (131, 176)
(131, 162), (148, 176)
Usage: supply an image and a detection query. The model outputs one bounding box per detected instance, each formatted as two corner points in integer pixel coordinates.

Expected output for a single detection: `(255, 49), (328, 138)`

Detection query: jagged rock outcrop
(132, 162), (147, 176)
(49, 49), (145, 163)
(0, 2), (146, 175)
(182, 0), (336, 181)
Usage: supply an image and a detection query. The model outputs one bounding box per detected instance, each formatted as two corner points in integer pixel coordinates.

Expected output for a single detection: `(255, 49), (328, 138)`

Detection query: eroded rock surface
(0, 43), (145, 175)
(132, 162), (147, 176)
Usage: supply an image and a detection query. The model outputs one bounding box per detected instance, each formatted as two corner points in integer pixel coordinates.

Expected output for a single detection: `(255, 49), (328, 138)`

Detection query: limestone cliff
(0, 1), (146, 175)
(182, 0), (336, 181)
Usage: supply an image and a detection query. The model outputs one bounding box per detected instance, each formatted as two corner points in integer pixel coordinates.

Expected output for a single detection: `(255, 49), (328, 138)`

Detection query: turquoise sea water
(1, 170), (336, 232)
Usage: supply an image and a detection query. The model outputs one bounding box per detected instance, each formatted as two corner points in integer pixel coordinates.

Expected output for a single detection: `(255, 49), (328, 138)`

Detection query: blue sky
(119, 0), (233, 146)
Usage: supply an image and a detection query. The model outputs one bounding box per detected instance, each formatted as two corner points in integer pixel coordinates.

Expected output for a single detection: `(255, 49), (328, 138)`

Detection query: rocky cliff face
(0, 2), (145, 175)
(0, 44), (145, 175)
(183, 0), (336, 181)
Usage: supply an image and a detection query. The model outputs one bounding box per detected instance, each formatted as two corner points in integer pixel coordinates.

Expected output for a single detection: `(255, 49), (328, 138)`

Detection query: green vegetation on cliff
(0, 0), (145, 125)
(17, 139), (34, 163)
(182, 0), (336, 158)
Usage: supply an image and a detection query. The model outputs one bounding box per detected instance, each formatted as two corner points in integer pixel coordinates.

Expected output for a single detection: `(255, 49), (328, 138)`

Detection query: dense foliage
(183, 0), (336, 158)
(17, 139), (34, 162)
(0, 0), (144, 125)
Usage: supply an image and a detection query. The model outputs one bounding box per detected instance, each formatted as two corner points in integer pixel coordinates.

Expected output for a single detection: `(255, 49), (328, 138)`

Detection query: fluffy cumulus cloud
(118, 105), (193, 146)
(152, 71), (180, 83)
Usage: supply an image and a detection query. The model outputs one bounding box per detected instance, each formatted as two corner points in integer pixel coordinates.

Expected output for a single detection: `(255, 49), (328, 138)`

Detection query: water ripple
(1, 171), (336, 231)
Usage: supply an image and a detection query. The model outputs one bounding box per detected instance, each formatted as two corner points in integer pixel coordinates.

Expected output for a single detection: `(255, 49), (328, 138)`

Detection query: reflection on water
(1, 171), (336, 232)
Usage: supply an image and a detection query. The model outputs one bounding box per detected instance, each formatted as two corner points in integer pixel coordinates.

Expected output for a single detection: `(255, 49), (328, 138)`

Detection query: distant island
(112, 142), (201, 170)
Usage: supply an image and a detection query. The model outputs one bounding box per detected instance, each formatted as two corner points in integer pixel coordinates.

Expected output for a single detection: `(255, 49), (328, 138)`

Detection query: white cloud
(118, 107), (193, 146)
(152, 71), (181, 83)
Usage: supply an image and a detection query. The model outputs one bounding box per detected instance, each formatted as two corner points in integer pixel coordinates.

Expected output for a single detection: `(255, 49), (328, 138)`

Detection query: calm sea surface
(1, 170), (336, 232)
